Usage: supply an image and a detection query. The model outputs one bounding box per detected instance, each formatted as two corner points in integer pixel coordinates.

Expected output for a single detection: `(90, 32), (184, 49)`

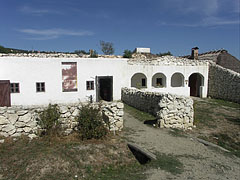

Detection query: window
(36, 82), (45, 92)
(10, 83), (20, 93)
(86, 81), (94, 90)
(142, 78), (146, 87)
(156, 78), (163, 86)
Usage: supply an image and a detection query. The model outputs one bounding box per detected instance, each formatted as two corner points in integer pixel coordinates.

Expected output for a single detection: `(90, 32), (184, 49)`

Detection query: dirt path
(123, 111), (240, 180)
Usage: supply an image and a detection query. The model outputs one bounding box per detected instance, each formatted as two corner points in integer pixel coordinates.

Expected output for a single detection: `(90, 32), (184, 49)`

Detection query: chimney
(191, 47), (199, 60)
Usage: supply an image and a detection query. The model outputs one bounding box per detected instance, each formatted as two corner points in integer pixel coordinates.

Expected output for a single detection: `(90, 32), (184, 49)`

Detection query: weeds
(76, 103), (109, 140)
(124, 104), (156, 124)
(37, 104), (61, 136)
(148, 153), (184, 175)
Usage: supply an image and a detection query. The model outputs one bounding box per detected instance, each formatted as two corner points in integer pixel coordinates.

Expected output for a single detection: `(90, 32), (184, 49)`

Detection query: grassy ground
(0, 134), (146, 180)
(192, 98), (240, 157)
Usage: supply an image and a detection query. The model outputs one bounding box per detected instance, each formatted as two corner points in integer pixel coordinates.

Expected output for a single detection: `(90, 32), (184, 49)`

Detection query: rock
(8, 114), (18, 124)
(0, 132), (9, 137)
(12, 133), (21, 137)
(117, 110), (124, 116)
(23, 127), (32, 133)
(19, 113), (32, 123)
(72, 109), (79, 117)
(60, 106), (68, 114)
(116, 102), (124, 109)
(7, 109), (15, 114)
(0, 139), (4, 143)
(15, 121), (26, 128)
(2, 124), (15, 132)
(17, 110), (28, 116)
(28, 134), (37, 139)
(0, 116), (9, 125)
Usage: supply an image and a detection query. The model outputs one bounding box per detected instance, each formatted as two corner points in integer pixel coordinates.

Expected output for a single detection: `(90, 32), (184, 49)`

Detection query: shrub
(76, 104), (109, 140)
(89, 49), (98, 58)
(123, 49), (132, 58)
(37, 104), (61, 136)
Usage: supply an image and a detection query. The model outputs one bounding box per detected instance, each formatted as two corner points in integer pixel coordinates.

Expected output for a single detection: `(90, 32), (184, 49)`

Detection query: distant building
(134, 47), (151, 54)
(184, 48), (240, 73)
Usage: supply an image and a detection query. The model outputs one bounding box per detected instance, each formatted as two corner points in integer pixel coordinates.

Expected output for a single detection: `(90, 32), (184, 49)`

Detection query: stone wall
(208, 64), (240, 103)
(0, 101), (124, 138)
(121, 88), (194, 129)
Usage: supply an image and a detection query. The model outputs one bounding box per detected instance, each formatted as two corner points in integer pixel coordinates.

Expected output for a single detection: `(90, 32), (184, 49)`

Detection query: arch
(131, 73), (147, 88)
(188, 73), (204, 97)
(152, 73), (167, 88)
(171, 73), (184, 87)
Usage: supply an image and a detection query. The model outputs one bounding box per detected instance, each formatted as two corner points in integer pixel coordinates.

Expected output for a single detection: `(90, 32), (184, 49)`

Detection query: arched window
(171, 73), (184, 87)
(131, 73), (147, 88)
(152, 73), (166, 88)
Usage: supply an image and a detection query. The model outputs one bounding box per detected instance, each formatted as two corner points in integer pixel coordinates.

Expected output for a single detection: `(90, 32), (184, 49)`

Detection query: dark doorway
(0, 80), (11, 107)
(96, 76), (113, 102)
(188, 73), (203, 97)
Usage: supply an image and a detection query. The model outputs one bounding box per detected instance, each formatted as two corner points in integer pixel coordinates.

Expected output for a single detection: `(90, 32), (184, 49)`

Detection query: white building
(0, 54), (209, 106)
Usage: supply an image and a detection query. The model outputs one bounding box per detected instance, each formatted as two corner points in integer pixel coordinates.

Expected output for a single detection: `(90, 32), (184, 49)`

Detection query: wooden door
(0, 80), (11, 107)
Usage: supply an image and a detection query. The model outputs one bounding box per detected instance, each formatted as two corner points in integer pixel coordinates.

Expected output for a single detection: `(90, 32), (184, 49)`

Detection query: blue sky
(0, 0), (239, 58)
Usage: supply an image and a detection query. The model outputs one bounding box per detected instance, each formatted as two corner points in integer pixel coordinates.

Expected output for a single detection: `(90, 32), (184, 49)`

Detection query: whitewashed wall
(125, 64), (209, 97)
(0, 57), (209, 106)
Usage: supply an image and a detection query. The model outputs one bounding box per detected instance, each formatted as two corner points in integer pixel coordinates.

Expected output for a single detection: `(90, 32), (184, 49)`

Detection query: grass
(209, 98), (240, 109)
(193, 98), (240, 158)
(148, 153), (184, 175)
(124, 103), (156, 124)
(0, 134), (147, 180)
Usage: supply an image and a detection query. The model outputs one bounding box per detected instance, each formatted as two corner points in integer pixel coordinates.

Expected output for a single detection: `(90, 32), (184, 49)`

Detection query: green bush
(76, 104), (109, 140)
(37, 104), (61, 136)
(123, 49), (132, 58)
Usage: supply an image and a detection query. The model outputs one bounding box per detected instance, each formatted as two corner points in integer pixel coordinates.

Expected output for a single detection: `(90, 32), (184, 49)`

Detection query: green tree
(100, 40), (115, 55)
(156, 51), (172, 57)
(74, 50), (89, 54)
(123, 49), (133, 58)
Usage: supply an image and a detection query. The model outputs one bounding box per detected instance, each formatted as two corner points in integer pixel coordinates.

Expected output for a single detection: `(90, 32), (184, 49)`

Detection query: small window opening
(10, 83), (20, 93)
(86, 81), (94, 90)
(36, 82), (45, 92)
(156, 78), (163, 86)
(142, 78), (146, 87)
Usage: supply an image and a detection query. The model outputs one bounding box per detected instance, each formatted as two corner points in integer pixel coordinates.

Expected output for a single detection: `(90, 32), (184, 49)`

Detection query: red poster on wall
(62, 62), (77, 92)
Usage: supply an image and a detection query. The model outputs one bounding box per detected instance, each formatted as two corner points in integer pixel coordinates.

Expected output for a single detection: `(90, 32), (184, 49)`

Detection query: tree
(156, 51), (172, 57)
(100, 40), (114, 55)
(123, 49), (133, 58)
(74, 50), (89, 54)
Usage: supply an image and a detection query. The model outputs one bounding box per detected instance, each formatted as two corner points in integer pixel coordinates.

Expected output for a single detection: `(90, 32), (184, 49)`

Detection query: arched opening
(171, 73), (184, 87)
(188, 73), (204, 97)
(152, 73), (166, 88)
(131, 73), (147, 89)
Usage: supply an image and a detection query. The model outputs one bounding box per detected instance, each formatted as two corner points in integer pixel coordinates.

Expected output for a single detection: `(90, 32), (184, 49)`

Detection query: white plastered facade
(0, 57), (209, 106)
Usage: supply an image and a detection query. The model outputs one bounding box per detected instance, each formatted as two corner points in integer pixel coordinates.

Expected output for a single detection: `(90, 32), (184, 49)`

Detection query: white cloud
(158, 16), (240, 27)
(18, 28), (94, 40)
(20, 5), (61, 15)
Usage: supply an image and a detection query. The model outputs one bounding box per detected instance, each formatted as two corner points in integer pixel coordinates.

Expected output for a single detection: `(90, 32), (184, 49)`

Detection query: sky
(0, 0), (239, 58)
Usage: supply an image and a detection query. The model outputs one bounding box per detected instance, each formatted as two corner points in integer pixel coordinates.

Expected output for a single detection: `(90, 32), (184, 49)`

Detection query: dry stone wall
(208, 63), (240, 103)
(0, 101), (124, 138)
(122, 88), (194, 129)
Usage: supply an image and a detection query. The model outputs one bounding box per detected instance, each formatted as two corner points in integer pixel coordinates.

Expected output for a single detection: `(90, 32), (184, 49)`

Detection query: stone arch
(188, 73), (204, 97)
(171, 73), (184, 87)
(152, 73), (167, 88)
(131, 73), (147, 88)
